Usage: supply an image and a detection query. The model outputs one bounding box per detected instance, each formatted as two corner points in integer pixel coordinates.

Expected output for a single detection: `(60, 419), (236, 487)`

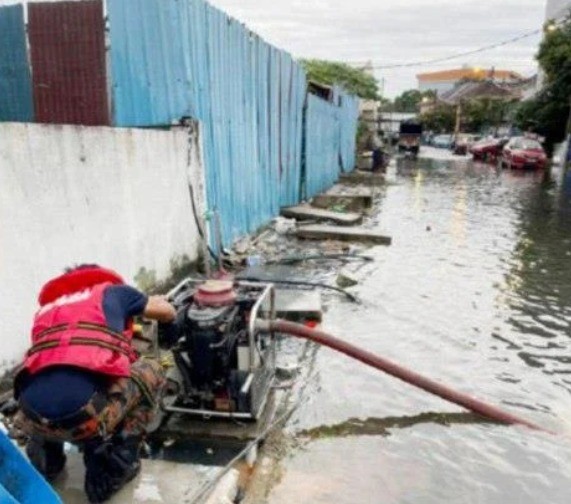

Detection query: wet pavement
(258, 148), (571, 503)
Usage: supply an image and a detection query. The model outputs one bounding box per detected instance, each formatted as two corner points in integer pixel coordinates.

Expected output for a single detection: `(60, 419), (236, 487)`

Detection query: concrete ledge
(296, 225), (392, 246)
(264, 288), (323, 322)
(281, 205), (362, 225)
(311, 194), (373, 213)
(339, 171), (385, 186)
(54, 453), (219, 503)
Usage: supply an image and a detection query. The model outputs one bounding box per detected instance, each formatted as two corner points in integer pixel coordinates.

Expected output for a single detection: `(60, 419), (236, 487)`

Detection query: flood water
(265, 148), (571, 504)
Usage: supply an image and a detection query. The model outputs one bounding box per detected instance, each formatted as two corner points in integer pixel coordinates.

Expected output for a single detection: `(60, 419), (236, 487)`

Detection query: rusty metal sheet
(28, 0), (109, 125)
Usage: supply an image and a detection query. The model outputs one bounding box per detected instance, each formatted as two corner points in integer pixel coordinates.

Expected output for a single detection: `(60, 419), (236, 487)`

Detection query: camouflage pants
(17, 359), (166, 443)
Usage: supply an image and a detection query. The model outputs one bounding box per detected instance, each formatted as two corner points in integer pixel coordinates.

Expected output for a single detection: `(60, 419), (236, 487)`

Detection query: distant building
(546, 0), (571, 21)
(379, 112), (417, 136)
(439, 81), (517, 106)
(359, 99), (380, 133)
(417, 68), (523, 96)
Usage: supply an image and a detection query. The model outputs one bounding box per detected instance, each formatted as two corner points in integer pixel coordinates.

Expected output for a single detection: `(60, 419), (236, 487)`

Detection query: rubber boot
(107, 434), (142, 486)
(83, 436), (142, 503)
(26, 436), (67, 481)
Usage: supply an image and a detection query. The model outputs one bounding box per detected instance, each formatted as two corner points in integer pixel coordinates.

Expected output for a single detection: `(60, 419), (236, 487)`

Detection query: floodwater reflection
(264, 149), (571, 504)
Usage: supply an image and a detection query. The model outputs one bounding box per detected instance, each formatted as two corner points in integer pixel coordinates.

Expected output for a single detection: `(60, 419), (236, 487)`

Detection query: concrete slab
(296, 225), (392, 246)
(358, 152), (373, 171)
(204, 469), (240, 504)
(263, 288), (323, 322)
(280, 205), (362, 225)
(158, 392), (277, 443)
(339, 171), (385, 186)
(236, 267), (322, 320)
(311, 194), (373, 213)
(53, 453), (218, 504)
(160, 414), (266, 443)
(236, 265), (307, 284)
(325, 184), (374, 196)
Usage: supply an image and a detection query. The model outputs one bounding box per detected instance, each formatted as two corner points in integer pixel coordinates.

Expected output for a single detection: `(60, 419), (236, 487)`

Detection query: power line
(365, 28), (544, 70)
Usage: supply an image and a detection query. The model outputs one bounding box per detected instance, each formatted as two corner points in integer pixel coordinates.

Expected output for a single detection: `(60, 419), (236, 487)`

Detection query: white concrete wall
(0, 123), (205, 371)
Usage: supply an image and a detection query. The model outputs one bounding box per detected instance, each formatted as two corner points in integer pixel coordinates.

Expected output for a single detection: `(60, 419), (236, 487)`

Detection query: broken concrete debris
(312, 194), (373, 213)
(339, 170), (385, 186)
(296, 225), (392, 246)
(336, 271), (359, 289)
(281, 205), (363, 226)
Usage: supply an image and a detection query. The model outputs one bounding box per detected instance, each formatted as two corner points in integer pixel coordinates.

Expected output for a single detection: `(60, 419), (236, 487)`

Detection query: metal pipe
(248, 284), (273, 372)
(164, 405), (255, 420)
(214, 210), (224, 272)
(257, 319), (552, 434)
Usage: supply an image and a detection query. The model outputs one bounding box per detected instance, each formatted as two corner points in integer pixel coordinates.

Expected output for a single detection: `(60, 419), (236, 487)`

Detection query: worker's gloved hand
(157, 321), (179, 349)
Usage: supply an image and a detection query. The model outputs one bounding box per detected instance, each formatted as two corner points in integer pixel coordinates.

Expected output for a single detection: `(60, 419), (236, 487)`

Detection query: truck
(398, 122), (423, 157)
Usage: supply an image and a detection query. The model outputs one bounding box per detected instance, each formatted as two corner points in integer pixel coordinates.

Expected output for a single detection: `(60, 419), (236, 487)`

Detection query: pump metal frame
(161, 278), (276, 420)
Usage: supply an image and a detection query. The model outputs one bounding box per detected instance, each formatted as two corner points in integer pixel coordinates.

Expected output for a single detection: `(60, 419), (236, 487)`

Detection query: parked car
(432, 134), (454, 149)
(500, 137), (548, 170)
(452, 134), (481, 155)
(470, 137), (509, 162)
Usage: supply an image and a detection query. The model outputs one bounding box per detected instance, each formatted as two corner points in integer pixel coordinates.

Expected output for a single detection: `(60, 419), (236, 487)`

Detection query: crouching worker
(13, 265), (176, 503)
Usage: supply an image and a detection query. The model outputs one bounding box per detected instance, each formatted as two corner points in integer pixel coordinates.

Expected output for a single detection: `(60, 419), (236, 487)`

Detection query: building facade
(418, 68), (523, 96)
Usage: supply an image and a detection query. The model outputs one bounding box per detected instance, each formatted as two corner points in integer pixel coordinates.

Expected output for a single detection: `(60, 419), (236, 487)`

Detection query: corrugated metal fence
(0, 4), (33, 122)
(337, 90), (361, 173)
(28, 0), (109, 126)
(106, 0), (309, 243)
(304, 94), (341, 199)
(0, 0), (359, 245)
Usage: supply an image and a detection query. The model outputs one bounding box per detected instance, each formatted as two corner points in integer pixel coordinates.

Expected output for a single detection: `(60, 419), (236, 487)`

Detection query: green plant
(515, 13), (571, 149)
(300, 59), (379, 100)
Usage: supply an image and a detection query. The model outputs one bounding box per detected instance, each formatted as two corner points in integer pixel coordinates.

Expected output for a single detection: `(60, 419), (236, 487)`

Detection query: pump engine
(158, 279), (275, 420)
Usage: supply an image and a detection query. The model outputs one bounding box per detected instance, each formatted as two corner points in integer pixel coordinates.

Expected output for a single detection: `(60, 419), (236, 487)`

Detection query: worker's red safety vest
(22, 270), (136, 378)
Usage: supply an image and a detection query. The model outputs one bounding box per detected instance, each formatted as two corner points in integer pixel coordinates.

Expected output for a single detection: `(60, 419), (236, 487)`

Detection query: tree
(462, 98), (518, 133)
(419, 104), (456, 132)
(393, 89), (436, 113)
(515, 15), (571, 149)
(300, 60), (379, 99)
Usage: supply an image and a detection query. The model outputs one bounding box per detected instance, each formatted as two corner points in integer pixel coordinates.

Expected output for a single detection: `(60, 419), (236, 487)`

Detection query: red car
(470, 137), (508, 162)
(500, 137), (547, 170)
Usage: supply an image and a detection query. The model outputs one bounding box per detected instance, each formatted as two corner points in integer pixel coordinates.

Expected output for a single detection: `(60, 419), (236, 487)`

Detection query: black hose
(187, 182), (219, 262)
(266, 253), (374, 265)
(239, 277), (359, 303)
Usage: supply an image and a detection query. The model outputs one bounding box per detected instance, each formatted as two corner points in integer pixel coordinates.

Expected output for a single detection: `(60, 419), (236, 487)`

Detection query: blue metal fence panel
(195, 3), (281, 245)
(278, 53), (306, 207)
(338, 90), (360, 172)
(107, 0), (190, 126)
(0, 5), (33, 122)
(106, 0), (357, 245)
(305, 94), (341, 199)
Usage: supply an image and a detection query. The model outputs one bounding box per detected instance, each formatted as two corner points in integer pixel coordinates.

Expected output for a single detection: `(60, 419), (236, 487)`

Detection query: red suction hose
(258, 319), (551, 434)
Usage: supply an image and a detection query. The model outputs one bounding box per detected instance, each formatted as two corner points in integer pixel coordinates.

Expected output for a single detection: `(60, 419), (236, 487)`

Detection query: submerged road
(264, 148), (571, 504)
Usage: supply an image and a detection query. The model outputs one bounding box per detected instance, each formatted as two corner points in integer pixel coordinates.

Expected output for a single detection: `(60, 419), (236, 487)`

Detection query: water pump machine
(158, 278), (276, 420)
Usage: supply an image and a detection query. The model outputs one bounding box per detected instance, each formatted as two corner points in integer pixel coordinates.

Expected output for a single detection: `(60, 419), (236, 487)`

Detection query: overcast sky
(0, 0), (548, 97)
(209, 0), (547, 97)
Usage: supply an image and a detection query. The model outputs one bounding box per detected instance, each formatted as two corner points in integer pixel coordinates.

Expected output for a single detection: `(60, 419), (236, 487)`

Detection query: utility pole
(454, 101), (462, 143)
(565, 95), (571, 171)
